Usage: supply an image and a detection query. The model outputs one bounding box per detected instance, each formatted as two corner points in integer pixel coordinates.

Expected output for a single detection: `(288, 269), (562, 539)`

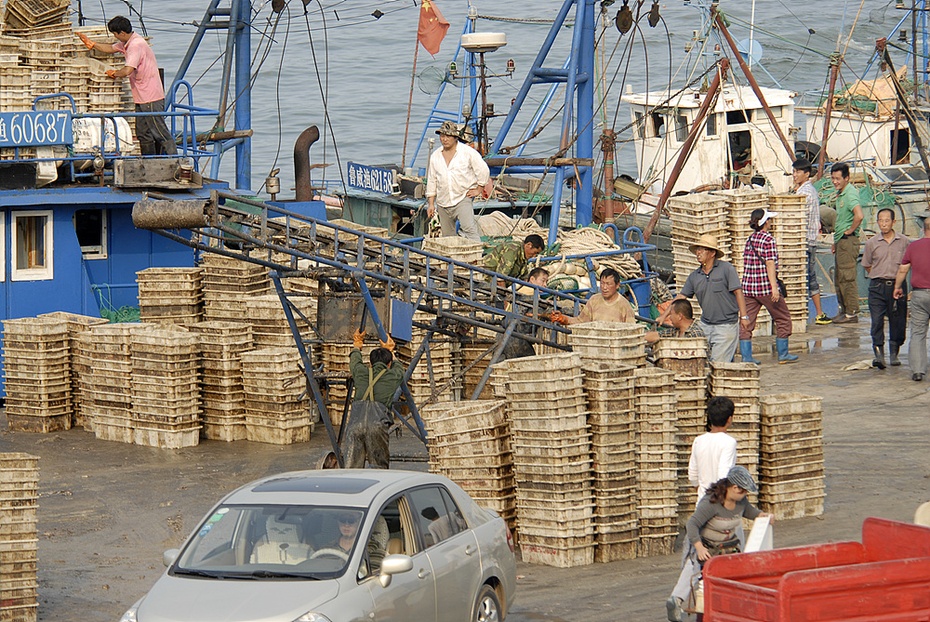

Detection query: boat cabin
(622, 84), (797, 195)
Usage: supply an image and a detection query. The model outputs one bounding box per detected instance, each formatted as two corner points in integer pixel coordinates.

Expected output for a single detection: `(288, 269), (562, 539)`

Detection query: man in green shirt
(830, 162), (864, 323)
(483, 234), (545, 282)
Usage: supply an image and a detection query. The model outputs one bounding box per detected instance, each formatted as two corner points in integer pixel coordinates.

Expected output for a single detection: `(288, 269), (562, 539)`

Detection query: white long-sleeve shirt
(688, 431), (737, 501)
(425, 142), (490, 207)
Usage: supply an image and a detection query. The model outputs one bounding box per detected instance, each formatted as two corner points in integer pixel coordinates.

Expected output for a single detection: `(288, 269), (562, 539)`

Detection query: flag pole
(402, 29), (422, 169)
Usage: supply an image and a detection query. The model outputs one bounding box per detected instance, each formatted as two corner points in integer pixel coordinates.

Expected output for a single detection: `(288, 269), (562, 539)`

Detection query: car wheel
(473, 584), (502, 622)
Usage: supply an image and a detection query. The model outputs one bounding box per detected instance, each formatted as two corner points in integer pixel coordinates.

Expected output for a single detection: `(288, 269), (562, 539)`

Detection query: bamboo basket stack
(1, 317), (71, 433)
(130, 328), (202, 448)
(759, 393), (825, 519)
(422, 400), (516, 535)
(240, 348), (312, 445)
(633, 366), (679, 557)
(189, 322), (253, 442)
(0, 452), (39, 622)
(506, 353), (595, 568)
(582, 362), (638, 563)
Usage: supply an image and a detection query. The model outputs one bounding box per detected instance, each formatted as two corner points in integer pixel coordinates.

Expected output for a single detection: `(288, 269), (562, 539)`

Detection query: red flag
(417, 0), (450, 56)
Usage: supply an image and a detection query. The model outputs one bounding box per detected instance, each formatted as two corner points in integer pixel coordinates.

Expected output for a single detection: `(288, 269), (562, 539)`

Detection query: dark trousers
(136, 99), (177, 156)
(868, 279), (907, 347)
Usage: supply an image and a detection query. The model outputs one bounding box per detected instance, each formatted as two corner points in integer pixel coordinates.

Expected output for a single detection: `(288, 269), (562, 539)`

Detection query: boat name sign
(0, 111), (73, 148)
(347, 162), (396, 194)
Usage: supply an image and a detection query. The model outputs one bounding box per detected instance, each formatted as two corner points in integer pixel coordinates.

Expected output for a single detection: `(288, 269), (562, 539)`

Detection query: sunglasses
(338, 516), (359, 525)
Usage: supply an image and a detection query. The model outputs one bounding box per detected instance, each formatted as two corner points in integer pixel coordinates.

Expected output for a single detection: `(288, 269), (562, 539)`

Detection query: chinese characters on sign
(347, 162), (396, 195)
(0, 111), (73, 148)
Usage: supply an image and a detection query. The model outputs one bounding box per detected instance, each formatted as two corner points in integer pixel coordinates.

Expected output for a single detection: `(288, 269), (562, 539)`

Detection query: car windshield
(172, 505), (366, 579)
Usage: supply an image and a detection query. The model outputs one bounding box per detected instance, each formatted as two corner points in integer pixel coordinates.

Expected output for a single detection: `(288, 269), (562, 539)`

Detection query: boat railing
(3, 91), (219, 183)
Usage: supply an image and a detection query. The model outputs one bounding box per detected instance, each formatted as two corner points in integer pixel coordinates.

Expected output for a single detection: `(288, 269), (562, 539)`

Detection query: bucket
(627, 278), (651, 317)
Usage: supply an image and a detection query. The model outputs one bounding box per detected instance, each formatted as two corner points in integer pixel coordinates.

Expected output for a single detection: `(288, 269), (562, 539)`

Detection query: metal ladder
(138, 190), (630, 465)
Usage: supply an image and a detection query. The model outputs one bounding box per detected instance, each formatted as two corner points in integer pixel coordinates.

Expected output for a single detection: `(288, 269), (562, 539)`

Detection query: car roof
(219, 469), (453, 508)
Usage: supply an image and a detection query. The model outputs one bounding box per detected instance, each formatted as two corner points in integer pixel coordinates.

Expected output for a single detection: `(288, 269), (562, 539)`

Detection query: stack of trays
(668, 193), (729, 322)
(397, 312), (456, 405)
(189, 322), (253, 442)
(654, 337), (707, 378)
(673, 374), (710, 520)
(1, 317), (71, 433)
(82, 324), (152, 443)
(708, 362), (761, 480)
(506, 353), (595, 568)
(0, 452), (39, 622)
(633, 366), (679, 557)
(37, 312), (109, 429)
(569, 321), (645, 367)
(768, 193), (810, 333)
(422, 236), (484, 277)
(245, 294), (317, 348)
(422, 400), (516, 535)
(713, 188), (769, 275)
(130, 328), (202, 449)
(582, 362), (638, 562)
(137, 268), (204, 325)
(321, 342), (355, 424)
(200, 254), (271, 324)
(240, 348), (312, 445)
(458, 327), (496, 399)
(1, 0), (70, 29)
(0, 61), (30, 112)
(759, 393), (825, 519)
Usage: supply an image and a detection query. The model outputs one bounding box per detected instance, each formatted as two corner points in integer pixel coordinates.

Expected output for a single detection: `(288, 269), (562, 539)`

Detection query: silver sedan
(119, 469), (516, 622)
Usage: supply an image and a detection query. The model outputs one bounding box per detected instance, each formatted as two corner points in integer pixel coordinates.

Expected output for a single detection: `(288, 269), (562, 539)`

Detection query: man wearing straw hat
(661, 234), (750, 363)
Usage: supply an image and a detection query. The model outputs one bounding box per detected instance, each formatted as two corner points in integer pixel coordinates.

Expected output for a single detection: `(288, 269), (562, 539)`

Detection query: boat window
(706, 113), (717, 136)
(74, 209), (108, 260)
(726, 110), (751, 125)
(770, 106), (782, 119)
(633, 112), (644, 139)
(11, 210), (53, 282)
(651, 112), (665, 138)
(674, 114), (688, 142)
(0, 215), (5, 282)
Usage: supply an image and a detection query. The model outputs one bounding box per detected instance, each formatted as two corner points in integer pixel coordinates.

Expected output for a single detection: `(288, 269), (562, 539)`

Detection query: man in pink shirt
(894, 215), (930, 381)
(78, 16), (176, 156)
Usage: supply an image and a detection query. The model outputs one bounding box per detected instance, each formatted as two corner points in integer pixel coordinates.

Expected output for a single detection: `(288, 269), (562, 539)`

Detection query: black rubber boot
(890, 343), (901, 366)
(872, 345), (886, 370)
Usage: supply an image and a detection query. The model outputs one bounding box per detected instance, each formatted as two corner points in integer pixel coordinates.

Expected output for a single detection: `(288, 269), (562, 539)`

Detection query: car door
(363, 495), (437, 622)
(407, 486), (481, 622)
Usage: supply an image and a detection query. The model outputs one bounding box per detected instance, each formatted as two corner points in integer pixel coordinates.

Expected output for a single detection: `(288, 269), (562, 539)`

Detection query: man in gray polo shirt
(660, 234), (751, 362)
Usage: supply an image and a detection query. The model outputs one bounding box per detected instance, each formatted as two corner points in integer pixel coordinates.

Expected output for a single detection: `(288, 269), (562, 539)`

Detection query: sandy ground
(1, 319), (929, 621)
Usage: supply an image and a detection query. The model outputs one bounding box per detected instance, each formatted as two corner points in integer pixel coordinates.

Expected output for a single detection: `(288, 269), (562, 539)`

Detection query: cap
(436, 120), (463, 138)
(758, 209), (779, 227)
(727, 465), (758, 493)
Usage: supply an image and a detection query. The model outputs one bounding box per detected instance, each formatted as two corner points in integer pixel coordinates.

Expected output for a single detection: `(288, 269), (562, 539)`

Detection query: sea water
(76, 0), (899, 194)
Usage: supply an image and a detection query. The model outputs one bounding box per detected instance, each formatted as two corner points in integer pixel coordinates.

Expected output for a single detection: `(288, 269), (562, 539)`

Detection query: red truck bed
(703, 517), (930, 621)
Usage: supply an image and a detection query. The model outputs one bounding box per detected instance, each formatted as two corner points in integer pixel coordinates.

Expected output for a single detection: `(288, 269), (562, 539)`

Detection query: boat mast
(490, 0), (597, 245)
(170, 0), (252, 190)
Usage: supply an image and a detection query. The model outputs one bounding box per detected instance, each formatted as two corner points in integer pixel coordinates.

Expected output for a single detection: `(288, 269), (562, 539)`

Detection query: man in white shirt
(687, 396), (737, 502)
(426, 121), (492, 241)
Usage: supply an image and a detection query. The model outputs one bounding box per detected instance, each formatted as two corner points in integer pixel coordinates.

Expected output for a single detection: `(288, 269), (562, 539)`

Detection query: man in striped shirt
(793, 159), (831, 325)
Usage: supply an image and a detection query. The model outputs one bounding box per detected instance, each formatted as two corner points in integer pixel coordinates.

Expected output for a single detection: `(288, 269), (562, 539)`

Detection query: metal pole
(712, 6), (795, 160)
(644, 59), (729, 242)
(817, 54), (841, 180)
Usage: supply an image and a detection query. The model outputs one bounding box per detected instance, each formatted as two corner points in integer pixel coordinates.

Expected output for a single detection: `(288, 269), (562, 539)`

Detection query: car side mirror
(378, 554), (413, 588)
(163, 549), (180, 567)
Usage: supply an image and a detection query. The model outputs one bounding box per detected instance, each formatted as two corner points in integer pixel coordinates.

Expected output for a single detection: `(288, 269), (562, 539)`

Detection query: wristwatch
(741, 315), (749, 320)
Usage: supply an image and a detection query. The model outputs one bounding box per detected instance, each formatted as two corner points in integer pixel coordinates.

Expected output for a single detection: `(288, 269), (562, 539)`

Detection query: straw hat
(688, 233), (724, 258)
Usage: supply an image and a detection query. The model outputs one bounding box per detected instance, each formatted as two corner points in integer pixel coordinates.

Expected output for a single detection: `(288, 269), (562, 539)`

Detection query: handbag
(748, 235), (787, 298)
